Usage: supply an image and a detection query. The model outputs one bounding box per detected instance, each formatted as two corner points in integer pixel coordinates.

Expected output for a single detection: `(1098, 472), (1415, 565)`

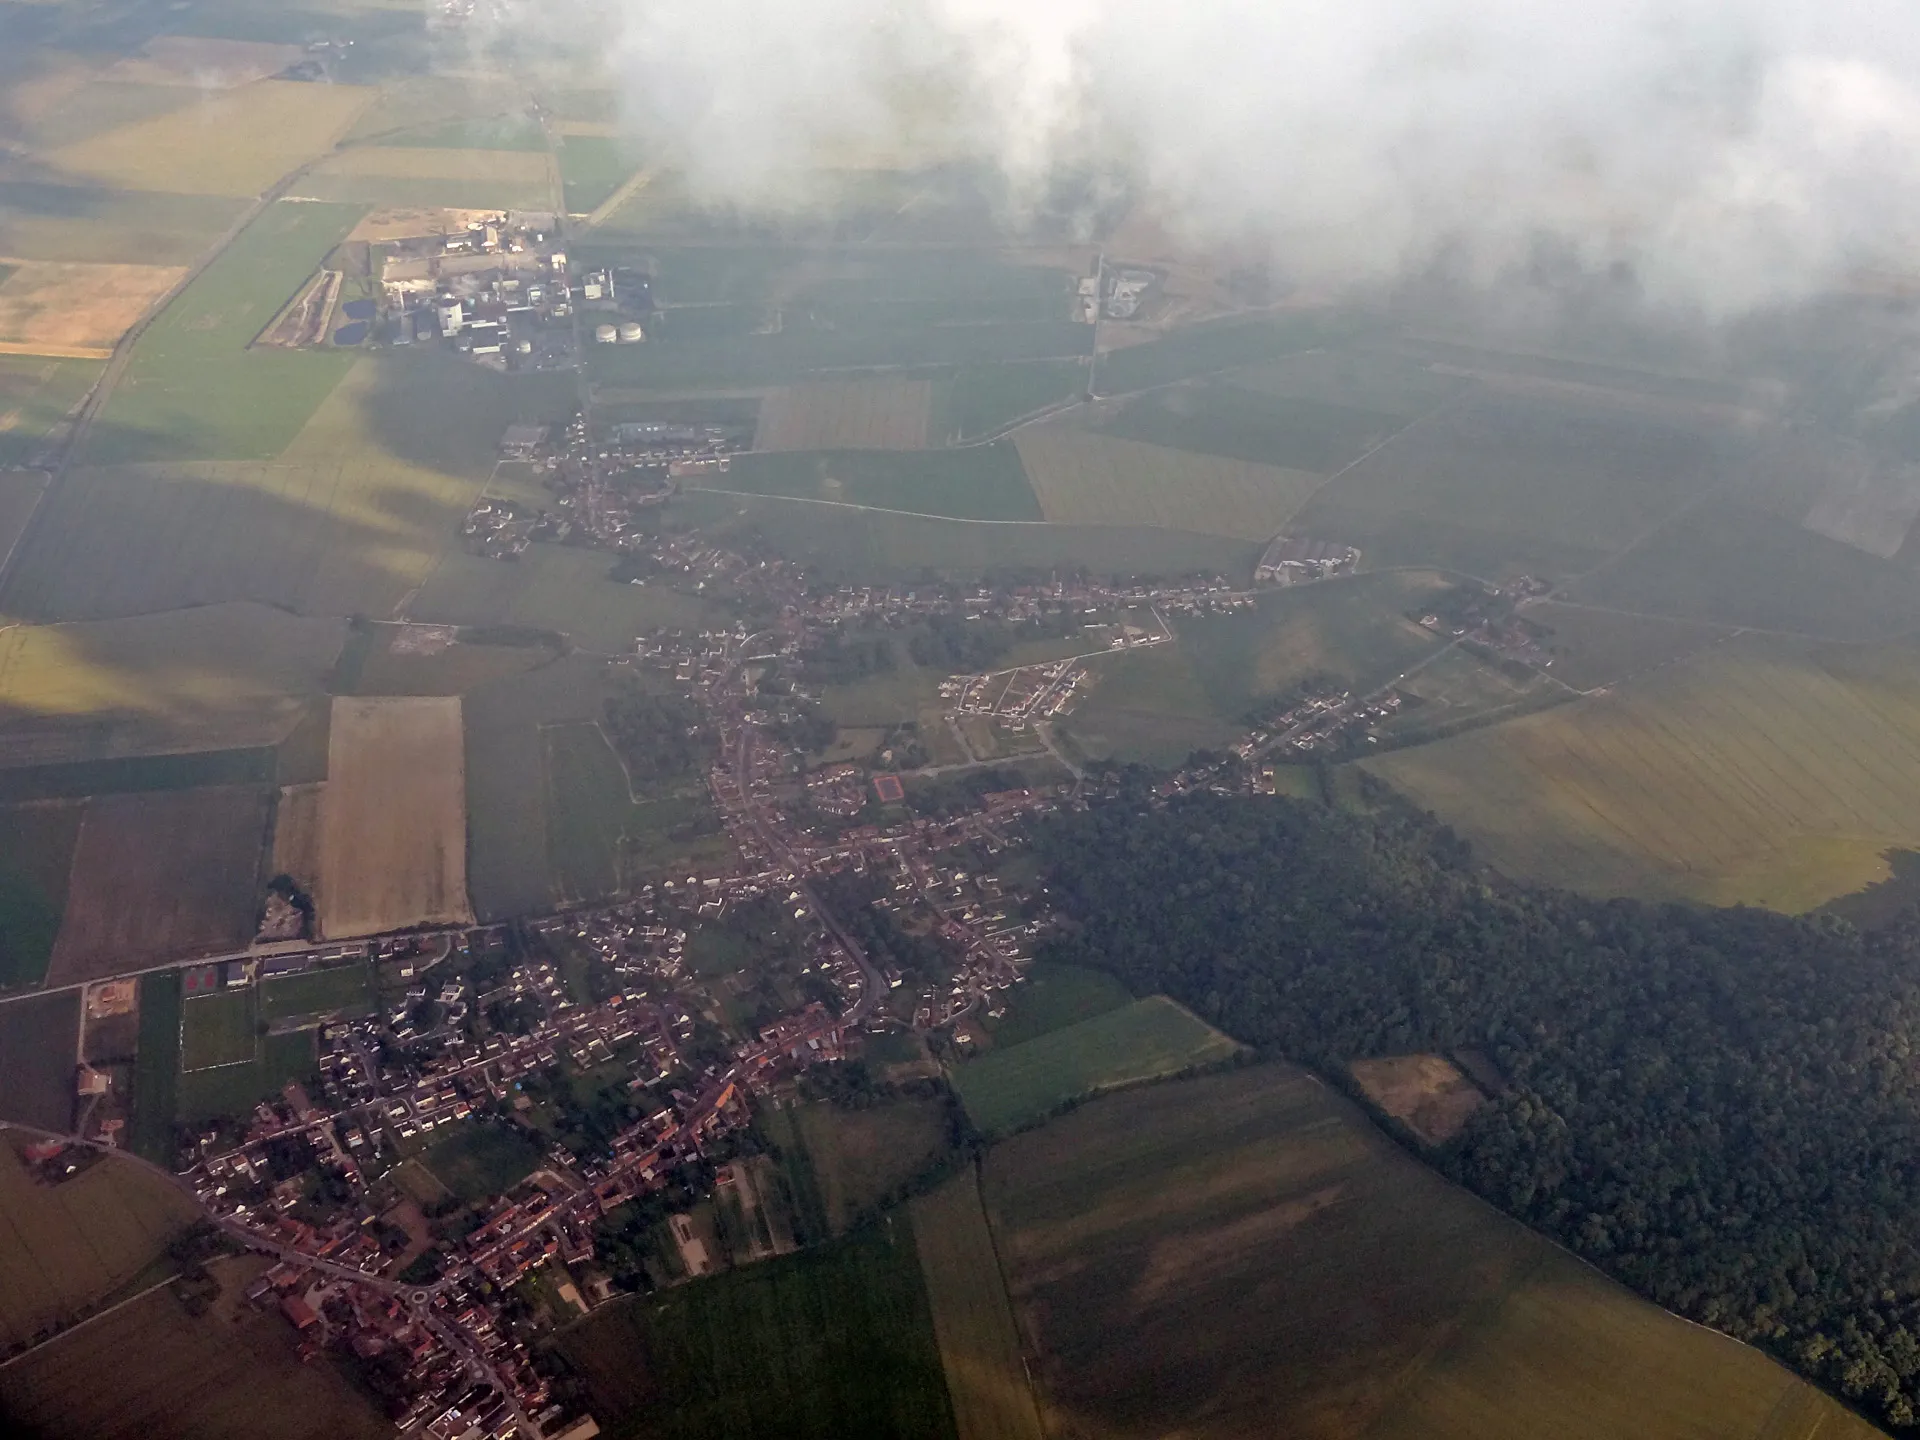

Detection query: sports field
(317, 696), (471, 937)
(180, 988), (257, 1071)
(912, 1168), (1046, 1440)
(754, 376), (935, 451)
(1365, 634), (1920, 909)
(983, 1065), (1884, 1440)
(0, 1139), (198, 1353)
(556, 1217), (958, 1440)
(175, 1029), (315, 1124)
(45, 786), (269, 985)
(1016, 426), (1320, 537)
(951, 996), (1239, 1136)
(0, 990), (79, 1132)
(257, 963), (371, 1020)
(711, 444), (1042, 521)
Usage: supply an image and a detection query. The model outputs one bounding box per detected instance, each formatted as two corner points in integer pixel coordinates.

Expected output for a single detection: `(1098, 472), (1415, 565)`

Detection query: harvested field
(754, 376), (934, 451)
(1350, 1054), (1487, 1145)
(985, 1065), (1882, 1440)
(0, 990), (78, 1131)
(0, 260), (184, 357)
(271, 782), (324, 897)
(952, 996), (1239, 1136)
(48, 81), (373, 197)
(45, 786), (269, 985)
(316, 696), (471, 937)
(1016, 426), (1319, 538)
(912, 1169), (1046, 1440)
(1365, 634), (1920, 909)
(0, 1257), (391, 1440)
(0, 1138), (198, 1353)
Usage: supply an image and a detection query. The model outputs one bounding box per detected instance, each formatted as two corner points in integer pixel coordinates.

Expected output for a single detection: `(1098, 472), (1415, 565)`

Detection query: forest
(1033, 782), (1920, 1428)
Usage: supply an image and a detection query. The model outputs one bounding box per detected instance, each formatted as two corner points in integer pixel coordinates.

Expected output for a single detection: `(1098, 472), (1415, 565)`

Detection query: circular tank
(618, 322), (645, 343)
(594, 323), (617, 344)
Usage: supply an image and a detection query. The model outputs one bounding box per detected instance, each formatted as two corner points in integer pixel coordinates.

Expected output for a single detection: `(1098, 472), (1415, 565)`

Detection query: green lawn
(713, 444), (1042, 522)
(982, 963), (1133, 1050)
(129, 972), (181, 1163)
(257, 965), (373, 1020)
(0, 803), (83, 988)
(556, 1217), (958, 1440)
(951, 996), (1240, 1136)
(180, 990), (256, 1072)
(420, 1121), (544, 1204)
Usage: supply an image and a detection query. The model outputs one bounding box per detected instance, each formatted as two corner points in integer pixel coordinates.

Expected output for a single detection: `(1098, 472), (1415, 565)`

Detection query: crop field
(0, 183), (248, 268)
(542, 720), (685, 906)
(1015, 426), (1320, 538)
(1226, 345), (1475, 417)
(0, 1259), (392, 1440)
(47, 80), (373, 197)
(1092, 311), (1357, 395)
(0, 990), (78, 1131)
(77, 199), (363, 467)
(45, 785), (268, 986)
(0, 604), (346, 765)
(1103, 383), (1413, 474)
(298, 144), (557, 210)
(257, 964), (372, 1021)
(796, 1097), (954, 1234)
(317, 697), (470, 938)
(984, 1065), (1886, 1440)
(556, 1218), (958, 1440)
(0, 750), (276, 804)
(102, 36), (304, 89)
(912, 1169), (1046, 1440)
(0, 1140), (198, 1353)
(981, 963), (1133, 1051)
(348, 633), (554, 697)
(368, 115), (548, 151)
(1525, 602), (1739, 692)
(0, 802), (83, 988)
(0, 260), (185, 358)
(754, 376), (935, 451)
(710, 443), (1040, 521)
(1292, 391), (1733, 582)
(952, 996), (1239, 1137)
(128, 973), (181, 1163)
(1365, 634), (1920, 910)
(0, 354), (99, 465)
(940, 359), (1088, 442)
(180, 989), (256, 1071)
(559, 134), (642, 214)
(419, 1122), (544, 1204)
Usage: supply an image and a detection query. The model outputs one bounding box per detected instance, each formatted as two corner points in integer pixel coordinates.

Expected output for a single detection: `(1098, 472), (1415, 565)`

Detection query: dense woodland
(1035, 782), (1920, 1428)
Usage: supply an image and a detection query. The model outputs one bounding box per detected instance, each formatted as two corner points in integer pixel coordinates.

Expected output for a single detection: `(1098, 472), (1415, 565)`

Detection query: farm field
(708, 443), (1042, 521)
(951, 996), (1239, 1137)
(1016, 425), (1320, 537)
(979, 962), (1133, 1051)
(1226, 345), (1475, 416)
(419, 1122), (544, 1204)
(753, 376), (935, 451)
(0, 1258), (391, 1440)
(1526, 601), (1739, 692)
(911, 1168), (1046, 1440)
(299, 144), (557, 210)
(1364, 634), (1920, 910)
(555, 1218), (958, 1440)
(940, 359), (1088, 442)
(44, 785), (269, 986)
(0, 354), (99, 466)
(558, 134), (641, 214)
(0, 802), (83, 988)
(1103, 382), (1412, 474)
(367, 115), (548, 151)
(257, 963), (372, 1021)
(128, 972), (181, 1163)
(795, 1097), (954, 1235)
(543, 721), (637, 905)
(180, 988), (256, 1072)
(1092, 312), (1355, 395)
(985, 1064), (1884, 1440)
(317, 696), (470, 938)
(0, 749), (275, 803)
(0, 259), (185, 357)
(0, 183), (248, 268)
(0, 603), (346, 765)
(348, 631), (556, 697)
(0, 1139), (197, 1354)
(0, 990), (78, 1132)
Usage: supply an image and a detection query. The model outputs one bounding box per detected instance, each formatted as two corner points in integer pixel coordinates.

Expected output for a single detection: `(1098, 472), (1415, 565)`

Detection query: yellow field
(271, 782), (324, 897)
(103, 37), (302, 89)
(0, 260), (185, 356)
(311, 145), (556, 186)
(0, 1138), (198, 1351)
(1015, 427), (1321, 538)
(1366, 635), (1920, 908)
(48, 80), (373, 196)
(317, 696), (472, 937)
(754, 377), (934, 451)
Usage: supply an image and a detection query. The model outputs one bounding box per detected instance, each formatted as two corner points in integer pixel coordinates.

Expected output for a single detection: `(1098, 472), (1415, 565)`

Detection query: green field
(129, 972), (182, 1163)
(0, 1139), (198, 1353)
(911, 1168), (1046, 1440)
(0, 184), (249, 267)
(709, 444), (1042, 522)
(1226, 346), (1474, 416)
(1525, 601), (1739, 692)
(371, 115), (548, 150)
(0, 355), (101, 467)
(983, 1064), (1885, 1440)
(0, 990), (78, 1132)
(1365, 633), (1920, 910)
(543, 721), (637, 905)
(174, 1029), (317, 1124)
(0, 1258), (391, 1440)
(556, 1217), (958, 1440)
(0, 750), (275, 804)
(180, 989), (256, 1072)
(951, 996), (1239, 1136)
(940, 360), (1088, 442)
(0, 804), (83, 988)
(419, 1122), (544, 1203)
(981, 963), (1132, 1050)
(560, 134), (642, 213)
(83, 200), (364, 466)
(257, 964), (373, 1020)
(1103, 383), (1412, 473)
(1092, 312), (1358, 395)
(796, 1098), (954, 1235)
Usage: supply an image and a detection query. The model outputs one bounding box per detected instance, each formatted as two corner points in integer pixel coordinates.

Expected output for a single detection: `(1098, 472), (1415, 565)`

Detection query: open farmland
(0, 1139), (198, 1354)
(128, 973), (180, 1163)
(952, 996), (1239, 1136)
(1526, 601), (1739, 692)
(1092, 312), (1357, 395)
(0, 260), (185, 358)
(0, 990), (78, 1131)
(317, 696), (471, 937)
(1227, 345), (1475, 416)
(558, 134), (642, 214)
(1103, 382), (1412, 474)
(0, 802), (83, 988)
(984, 1065), (1885, 1440)
(45, 786), (269, 986)
(0, 184), (248, 268)
(1016, 426), (1321, 537)
(0, 1258), (391, 1440)
(980, 962), (1133, 1050)
(543, 721), (636, 904)
(754, 376), (935, 451)
(709, 443), (1041, 521)
(941, 359), (1088, 441)
(1364, 634), (1920, 910)
(0, 354), (99, 466)
(555, 1218), (958, 1440)
(297, 144), (557, 210)
(796, 1097), (954, 1235)
(912, 1169), (1046, 1440)
(46, 80), (372, 197)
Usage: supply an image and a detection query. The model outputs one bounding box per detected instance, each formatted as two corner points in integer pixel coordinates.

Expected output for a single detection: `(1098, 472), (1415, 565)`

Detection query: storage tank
(594, 323), (617, 344)
(618, 321), (645, 344)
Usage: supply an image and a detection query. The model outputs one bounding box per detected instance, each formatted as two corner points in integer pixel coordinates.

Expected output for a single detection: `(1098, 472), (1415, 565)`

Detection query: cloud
(585, 0), (1920, 314)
